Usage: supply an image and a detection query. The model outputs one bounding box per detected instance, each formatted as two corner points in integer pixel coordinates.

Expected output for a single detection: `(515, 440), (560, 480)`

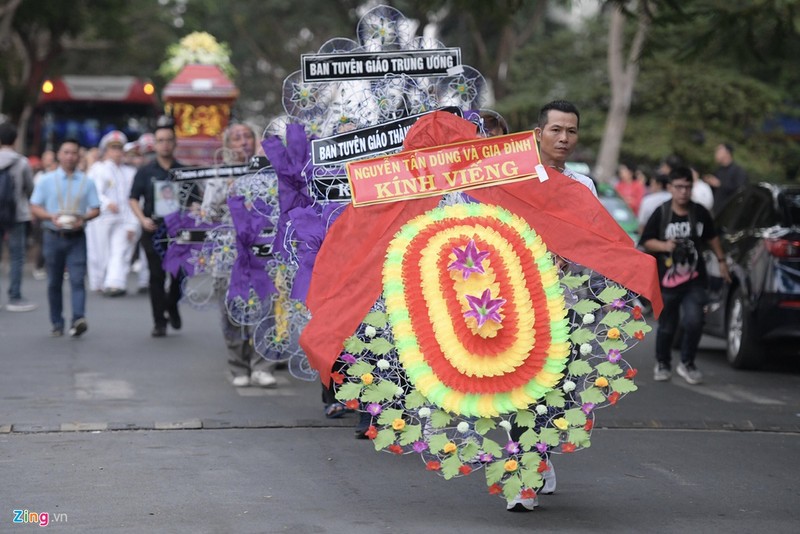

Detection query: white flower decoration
(364, 325), (377, 338)
(535, 404), (548, 416)
(580, 343), (593, 356)
(376, 359), (390, 370)
(498, 420), (512, 431)
(583, 313), (595, 325)
(456, 422), (470, 433)
(417, 407), (431, 418)
(562, 380), (576, 393)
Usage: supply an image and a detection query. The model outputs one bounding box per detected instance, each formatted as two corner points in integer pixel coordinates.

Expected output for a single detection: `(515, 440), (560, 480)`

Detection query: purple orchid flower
(607, 349), (622, 363)
(340, 353), (357, 364)
(535, 442), (549, 453)
(611, 298), (626, 309)
(505, 440), (521, 454)
(448, 239), (490, 280)
(366, 403), (383, 416)
(479, 453), (494, 463)
(464, 288), (506, 328)
(412, 441), (428, 453)
(581, 403), (595, 415)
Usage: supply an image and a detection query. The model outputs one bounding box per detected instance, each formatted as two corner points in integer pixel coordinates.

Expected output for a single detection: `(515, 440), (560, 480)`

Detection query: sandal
(324, 402), (346, 419)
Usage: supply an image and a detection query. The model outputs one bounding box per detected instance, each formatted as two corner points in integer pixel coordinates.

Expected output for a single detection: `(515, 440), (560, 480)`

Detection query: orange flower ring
(383, 203), (570, 417)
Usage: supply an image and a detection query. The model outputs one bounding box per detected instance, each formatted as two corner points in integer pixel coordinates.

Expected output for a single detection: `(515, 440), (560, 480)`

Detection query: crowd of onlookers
(611, 142), (748, 234)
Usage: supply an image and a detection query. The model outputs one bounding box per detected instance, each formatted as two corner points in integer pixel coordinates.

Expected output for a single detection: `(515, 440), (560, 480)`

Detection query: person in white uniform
(86, 131), (139, 296)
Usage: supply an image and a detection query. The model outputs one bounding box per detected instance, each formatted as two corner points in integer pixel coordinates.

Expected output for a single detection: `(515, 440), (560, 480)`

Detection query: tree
(593, 1), (651, 183)
(0, 0), (131, 149)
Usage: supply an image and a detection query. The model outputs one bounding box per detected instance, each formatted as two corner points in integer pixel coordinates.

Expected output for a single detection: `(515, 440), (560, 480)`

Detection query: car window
(750, 188), (778, 228)
(716, 190), (747, 231)
(780, 190), (800, 226)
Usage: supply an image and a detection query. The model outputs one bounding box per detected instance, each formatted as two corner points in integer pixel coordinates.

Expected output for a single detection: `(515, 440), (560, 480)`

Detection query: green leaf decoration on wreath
(564, 408), (588, 426)
(595, 362), (624, 377)
(485, 460), (506, 484)
(459, 442), (480, 462)
(568, 428), (591, 446)
(366, 337), (394, 356)
(427, 433), (451, 454)
(441, 454), (463, 479)
(431, 410), (452, 428)
(519, 428), (539, 450)
(538, 427), (561, 446)
(600, 339), (629, 353)
(570, 328), (597, 344)
(519, 467), (544, 490)
(398, 424), (422, 445)
(481, 437), (503, 458)
(571, 299), (601, 315)
(597, 285), (627, 303)
(377, 408), (404, 425)
(346, 361), (375, 376)
(611, 377), (638, 393)
(404, 390), (427, 409)
(373, 428), (395, 450)
(622, 320), (652, 336)
(580, 387), (607, 404)
(544, 389), (566, 408)
(335, 382), (363, 400)
(343, 335), (367, 354)
(560, 273), (589, 289)
(360, 380), (399, 402)
(474, 418), (496, 435)
(503, 475), (523, 501)
(568, 359), (593, 376)
(599, 310), (629, 327)
(513, 410), (537, 428)
(520, 452), (541, 467)
(362, 311), (388, 328)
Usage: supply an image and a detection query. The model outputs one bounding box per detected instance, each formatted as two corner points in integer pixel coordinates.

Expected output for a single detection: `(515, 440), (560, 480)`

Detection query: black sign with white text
(301, 48), (462, 82)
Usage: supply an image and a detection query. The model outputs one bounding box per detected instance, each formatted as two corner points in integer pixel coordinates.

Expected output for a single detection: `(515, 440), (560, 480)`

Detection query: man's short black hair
(537, 100), (580, 128)
(668, 165), (693, 183)
(57, 138), (81, 151)
(0, 122), (17, 146)
(721, 142), (734, 154)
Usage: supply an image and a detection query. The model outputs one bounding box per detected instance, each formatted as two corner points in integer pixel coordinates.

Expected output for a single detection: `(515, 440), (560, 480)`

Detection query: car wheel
(726, 287), (760, 369)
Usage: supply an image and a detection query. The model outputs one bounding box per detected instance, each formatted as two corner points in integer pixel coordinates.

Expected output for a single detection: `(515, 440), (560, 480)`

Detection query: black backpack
(0, 163), (17, 228)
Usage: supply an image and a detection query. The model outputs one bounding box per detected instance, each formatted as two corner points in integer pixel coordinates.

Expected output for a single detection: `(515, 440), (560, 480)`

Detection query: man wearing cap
(30, 138), (101, 337)
(86, 130), (139, 296)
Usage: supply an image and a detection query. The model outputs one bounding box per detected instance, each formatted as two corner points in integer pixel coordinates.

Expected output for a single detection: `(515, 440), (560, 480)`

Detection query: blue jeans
(43, 230), (87, 328)
(0, 222), (27, 300)
(655, 283), (708, 366)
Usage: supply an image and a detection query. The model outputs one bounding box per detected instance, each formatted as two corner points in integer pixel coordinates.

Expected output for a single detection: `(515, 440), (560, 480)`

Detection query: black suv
(704, 183), (800, 368)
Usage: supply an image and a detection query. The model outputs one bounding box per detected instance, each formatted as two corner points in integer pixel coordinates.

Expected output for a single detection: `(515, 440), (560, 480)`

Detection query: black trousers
(140, 230), (183, 328)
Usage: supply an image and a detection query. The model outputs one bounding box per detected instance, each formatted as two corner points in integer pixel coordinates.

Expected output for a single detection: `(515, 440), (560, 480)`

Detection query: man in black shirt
(703, 143), (747, 215)
(129, 118), (193, 337)
(640, 166), (731, 385)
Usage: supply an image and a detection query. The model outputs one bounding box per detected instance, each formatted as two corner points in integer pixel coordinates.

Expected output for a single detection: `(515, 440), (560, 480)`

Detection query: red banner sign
(345, 131), (543, 206)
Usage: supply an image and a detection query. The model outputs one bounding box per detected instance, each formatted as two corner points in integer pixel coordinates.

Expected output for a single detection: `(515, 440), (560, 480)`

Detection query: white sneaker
(6, 299), (38, 312)
(506, 493), (538, 512)
(32, 268), (47, 281)
(676, 362), (703, 385)
(231, 375), (250, 387)
(654, 363), (672, 381)
(541, 459), (556, 494)
(250, 370), (277, 388)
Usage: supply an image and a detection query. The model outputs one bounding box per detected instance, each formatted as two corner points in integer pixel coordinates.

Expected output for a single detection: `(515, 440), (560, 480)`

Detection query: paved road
(1, 270), (799, 533)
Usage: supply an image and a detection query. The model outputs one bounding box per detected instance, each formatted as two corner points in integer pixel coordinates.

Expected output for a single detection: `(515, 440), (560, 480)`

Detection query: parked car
(704, 183), (800, 368)
(595, 182), (640, 243)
